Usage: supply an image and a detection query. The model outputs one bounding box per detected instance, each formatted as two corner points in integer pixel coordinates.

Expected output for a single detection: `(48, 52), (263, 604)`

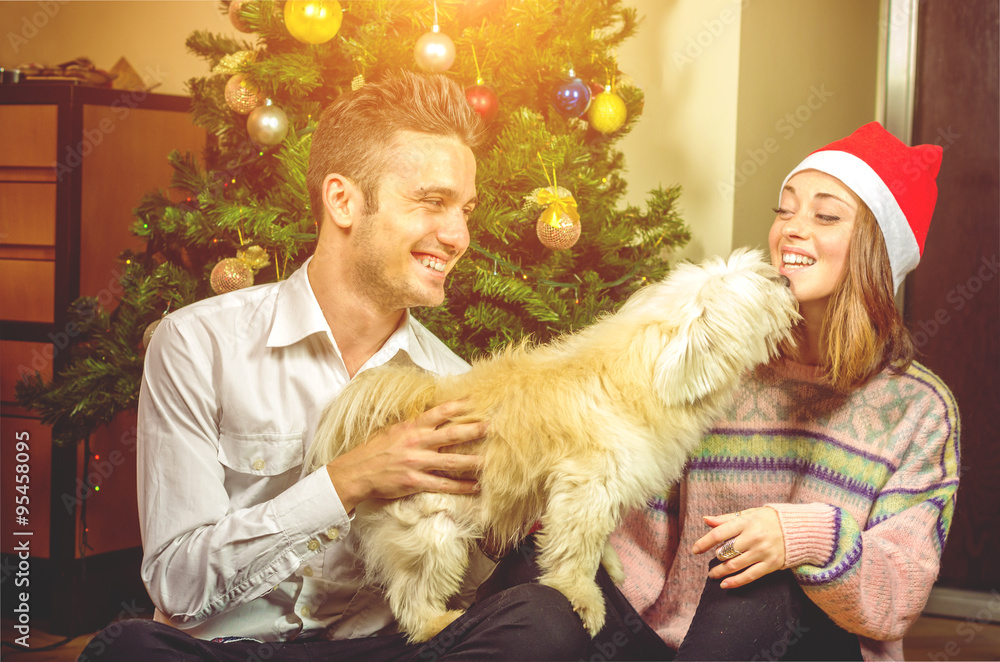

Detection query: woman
(609, 122), (960, 661)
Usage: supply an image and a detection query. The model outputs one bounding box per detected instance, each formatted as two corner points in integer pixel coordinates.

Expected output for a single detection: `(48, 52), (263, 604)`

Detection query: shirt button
(307, 539), (320, 551)
(302, 566), (313, 577)
(300, 606), (311, 618)
(326, 527), (340, 541)
(252, 459), (265, 471)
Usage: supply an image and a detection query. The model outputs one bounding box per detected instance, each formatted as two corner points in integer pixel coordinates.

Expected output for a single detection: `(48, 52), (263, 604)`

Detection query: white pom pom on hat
(780, 121), (943, 293)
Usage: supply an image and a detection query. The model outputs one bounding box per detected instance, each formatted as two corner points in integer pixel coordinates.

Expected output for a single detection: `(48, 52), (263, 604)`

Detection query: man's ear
(322, 173), (360, 229)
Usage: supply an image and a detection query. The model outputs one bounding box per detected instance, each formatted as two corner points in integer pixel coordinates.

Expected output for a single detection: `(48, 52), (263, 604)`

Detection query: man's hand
(691, 506), (786, 589)
(326, 399), (486, 513)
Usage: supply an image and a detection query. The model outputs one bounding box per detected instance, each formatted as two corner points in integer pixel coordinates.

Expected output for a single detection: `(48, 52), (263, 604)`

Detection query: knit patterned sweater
(610, 359), (960, 661)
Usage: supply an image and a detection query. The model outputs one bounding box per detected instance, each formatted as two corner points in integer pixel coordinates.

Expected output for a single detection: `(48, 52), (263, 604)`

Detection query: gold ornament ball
(142, 319), (162, 349)
(414, 29), (456, 73)
(228, 0), (254, 33)
(225, 74), (262, 115)
(211, 258), (255, 294)
(536, 204), (582, 250)
(284, 0), (343, 44)
(588, 91), (628, 134)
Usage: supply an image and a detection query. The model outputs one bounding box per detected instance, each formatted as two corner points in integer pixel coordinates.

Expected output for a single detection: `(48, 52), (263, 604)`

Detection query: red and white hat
(780, 121), (943, 293)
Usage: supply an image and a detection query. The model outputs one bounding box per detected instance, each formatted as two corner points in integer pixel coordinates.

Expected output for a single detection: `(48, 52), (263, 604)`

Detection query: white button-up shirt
(138, 257), (471, 642)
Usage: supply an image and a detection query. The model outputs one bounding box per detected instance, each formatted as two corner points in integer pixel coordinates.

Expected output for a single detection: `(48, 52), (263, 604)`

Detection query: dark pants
(671, 559), (863, 662)
(78, 576), (589, 662)
(581, 557), (863, 662)
(79, 540), (862, 662)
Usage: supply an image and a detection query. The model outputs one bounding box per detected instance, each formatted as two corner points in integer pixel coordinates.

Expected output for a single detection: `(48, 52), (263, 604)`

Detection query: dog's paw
(572, 590), (606, 637)
(407, 609), (465, 643)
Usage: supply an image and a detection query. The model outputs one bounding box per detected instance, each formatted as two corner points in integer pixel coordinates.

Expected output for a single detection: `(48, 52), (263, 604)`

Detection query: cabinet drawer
(0, 259), (55, 323)
(0, 105), (58, 167)
(0, 181), (57, 245)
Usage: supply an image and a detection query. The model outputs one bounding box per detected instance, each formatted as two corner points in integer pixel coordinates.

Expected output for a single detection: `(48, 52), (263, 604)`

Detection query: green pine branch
(18, 0), (691, 444)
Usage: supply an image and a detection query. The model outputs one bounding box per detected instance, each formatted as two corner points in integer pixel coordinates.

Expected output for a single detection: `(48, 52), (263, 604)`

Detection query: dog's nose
(778, 275), (791, 288)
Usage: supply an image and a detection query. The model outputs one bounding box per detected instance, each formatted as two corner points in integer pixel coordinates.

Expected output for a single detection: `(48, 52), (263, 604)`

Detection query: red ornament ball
(465, 84), (499, 122)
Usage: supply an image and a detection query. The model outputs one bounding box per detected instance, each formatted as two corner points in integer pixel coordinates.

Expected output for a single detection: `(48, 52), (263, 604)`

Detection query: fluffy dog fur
(304, 248), (800, 642)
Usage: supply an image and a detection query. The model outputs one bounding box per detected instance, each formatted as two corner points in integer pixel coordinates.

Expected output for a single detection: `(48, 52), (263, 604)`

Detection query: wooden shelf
(0, 84), (206, 636)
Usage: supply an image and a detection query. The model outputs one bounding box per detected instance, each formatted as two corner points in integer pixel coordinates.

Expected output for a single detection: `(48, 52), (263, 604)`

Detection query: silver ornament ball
(247, 104), (289, 146)
(414, 29), (456, 73)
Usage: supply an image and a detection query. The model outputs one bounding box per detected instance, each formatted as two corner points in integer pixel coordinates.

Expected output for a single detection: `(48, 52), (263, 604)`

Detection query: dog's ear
(651, 300), (744, 406)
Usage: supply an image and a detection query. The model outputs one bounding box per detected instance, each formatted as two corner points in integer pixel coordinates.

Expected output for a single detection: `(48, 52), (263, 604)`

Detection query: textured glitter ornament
(237, 245), (270, 271)
(351, 73), (366, 91)
(225, 74), (262, 115)
(247, 103), (289, 146)
(213, 50), (255, 75)
(414, 27), (456, 73)
(465, 83), (499, 122)
(211, 258), (255, 294)
(284, 0), (343, 44)
(587, 89), (628, 134)
(552, 77), (592, 118)
(536, 205), (581, 250)
(524, 186), (581, 251)
(142, 318), (162, 349)
(228, 0), (254, 33)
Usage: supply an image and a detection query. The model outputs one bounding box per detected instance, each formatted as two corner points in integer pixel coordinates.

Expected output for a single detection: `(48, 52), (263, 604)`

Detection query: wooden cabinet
(0, 84), (205, 635)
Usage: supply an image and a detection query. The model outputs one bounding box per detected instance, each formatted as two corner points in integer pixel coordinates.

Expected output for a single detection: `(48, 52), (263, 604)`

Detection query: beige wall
(731, 0), (881, 255)
(1, 0), (883, 263)
(618, 0), (744, 263)
(0, 1), (241, 96)
(620, 0), (882, 262)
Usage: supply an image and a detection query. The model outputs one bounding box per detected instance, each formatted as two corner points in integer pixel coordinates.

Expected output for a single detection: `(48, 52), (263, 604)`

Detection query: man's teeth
(783, 253), (816, 266)
(419, 256), (446, 272)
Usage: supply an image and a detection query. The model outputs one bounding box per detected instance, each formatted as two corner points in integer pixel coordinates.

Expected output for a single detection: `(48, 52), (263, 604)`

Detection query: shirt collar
(266, 256), (333, 348)
(266, 256), (440, 373)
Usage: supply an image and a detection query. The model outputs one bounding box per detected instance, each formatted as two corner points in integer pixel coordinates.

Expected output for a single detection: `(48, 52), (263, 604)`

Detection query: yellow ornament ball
(587, 90), (627, 134)
(284, 0), (343, 44)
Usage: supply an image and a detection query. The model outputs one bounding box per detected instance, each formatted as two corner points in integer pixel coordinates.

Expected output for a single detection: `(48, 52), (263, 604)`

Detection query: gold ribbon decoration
(524, 186), (579, 228)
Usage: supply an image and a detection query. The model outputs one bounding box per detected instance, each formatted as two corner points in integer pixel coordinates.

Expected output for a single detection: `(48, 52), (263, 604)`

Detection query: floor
(3, 614), (999, 661)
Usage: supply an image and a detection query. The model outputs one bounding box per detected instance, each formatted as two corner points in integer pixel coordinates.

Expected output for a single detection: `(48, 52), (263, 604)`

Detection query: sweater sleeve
(771, 375), (960, 641)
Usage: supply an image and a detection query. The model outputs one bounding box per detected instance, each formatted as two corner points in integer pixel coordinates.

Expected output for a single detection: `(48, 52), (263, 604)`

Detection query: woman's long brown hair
(817, 203), (916, 390)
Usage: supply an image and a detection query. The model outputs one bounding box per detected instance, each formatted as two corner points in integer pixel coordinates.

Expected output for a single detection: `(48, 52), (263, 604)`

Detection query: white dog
(305, 249), (800, 642)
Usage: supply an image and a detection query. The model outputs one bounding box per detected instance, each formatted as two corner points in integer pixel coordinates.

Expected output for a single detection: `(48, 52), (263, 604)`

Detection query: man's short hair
(306, 71), (486, 222)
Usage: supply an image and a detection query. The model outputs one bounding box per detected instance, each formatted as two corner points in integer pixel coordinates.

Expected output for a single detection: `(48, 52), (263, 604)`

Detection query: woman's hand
(691, 506), (787, 589)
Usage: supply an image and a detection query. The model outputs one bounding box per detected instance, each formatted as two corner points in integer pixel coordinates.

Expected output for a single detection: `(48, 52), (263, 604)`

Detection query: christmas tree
(17, 0), (689, 445)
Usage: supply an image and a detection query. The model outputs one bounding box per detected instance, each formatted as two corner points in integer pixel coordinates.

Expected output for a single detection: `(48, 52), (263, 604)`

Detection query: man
(82, 72), (591, 661)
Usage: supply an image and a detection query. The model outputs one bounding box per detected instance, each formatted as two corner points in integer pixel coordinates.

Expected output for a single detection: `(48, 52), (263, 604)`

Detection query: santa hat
(780, 121), (943, 293)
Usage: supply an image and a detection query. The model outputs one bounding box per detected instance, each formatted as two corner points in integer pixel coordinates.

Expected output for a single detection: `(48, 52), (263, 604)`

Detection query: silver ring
(716, 537), (742, 561)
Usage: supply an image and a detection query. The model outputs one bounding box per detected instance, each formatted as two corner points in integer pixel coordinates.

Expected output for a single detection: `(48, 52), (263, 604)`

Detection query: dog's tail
(304, 364), (438, 473)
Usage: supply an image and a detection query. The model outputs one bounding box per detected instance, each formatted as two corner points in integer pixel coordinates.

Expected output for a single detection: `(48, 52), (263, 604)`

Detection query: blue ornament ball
(552, 77), (592, 117)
